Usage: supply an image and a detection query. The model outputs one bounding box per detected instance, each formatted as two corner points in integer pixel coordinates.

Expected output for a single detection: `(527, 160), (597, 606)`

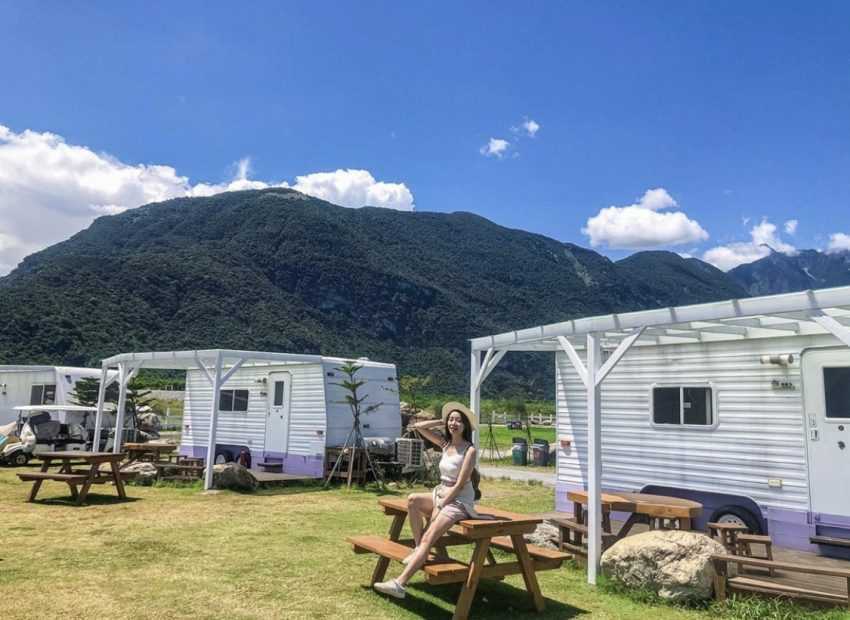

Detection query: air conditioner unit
(396, 437), (424, 467)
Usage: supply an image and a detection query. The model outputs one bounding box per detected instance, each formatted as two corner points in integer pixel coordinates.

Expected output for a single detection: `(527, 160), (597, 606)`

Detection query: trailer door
(803, 349), (850, 517)
(265, 372), (292, 455)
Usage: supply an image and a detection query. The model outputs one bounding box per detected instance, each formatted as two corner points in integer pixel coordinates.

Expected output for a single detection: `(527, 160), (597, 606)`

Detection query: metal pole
(203, 351), (224, 490)
(93, 364), (108, 449)
(469, 350), (481, 459)
(586, 332), (603, 584)
(113, 363), (128, 454)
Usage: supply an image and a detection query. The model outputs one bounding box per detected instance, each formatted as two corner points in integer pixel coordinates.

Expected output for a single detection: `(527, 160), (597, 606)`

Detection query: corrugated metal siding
(556, 335), (824, 513)
(182, 363), (327, 458)
(322, 361), (401, 447)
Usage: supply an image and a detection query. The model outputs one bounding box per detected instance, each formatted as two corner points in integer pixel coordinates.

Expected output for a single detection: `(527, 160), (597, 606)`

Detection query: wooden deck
(252, 471), (315, 486)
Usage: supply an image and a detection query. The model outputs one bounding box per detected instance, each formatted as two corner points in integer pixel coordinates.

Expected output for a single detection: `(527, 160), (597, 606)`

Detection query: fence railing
(483, 412), (555, 426)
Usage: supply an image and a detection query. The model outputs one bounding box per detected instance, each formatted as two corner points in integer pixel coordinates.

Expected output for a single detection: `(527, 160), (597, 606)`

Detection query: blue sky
(1, 1), (849, 273)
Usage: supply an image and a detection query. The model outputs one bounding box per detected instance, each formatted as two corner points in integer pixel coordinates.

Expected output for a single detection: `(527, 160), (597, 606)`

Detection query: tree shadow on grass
(363, 579), (587, 619)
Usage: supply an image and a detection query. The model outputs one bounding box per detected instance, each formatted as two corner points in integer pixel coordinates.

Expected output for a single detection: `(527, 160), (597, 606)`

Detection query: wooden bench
(713, 555), (850, 608)
(551, 516), (617, 560)
(154, 462), (204, 481)
(18, 472), (89, 484)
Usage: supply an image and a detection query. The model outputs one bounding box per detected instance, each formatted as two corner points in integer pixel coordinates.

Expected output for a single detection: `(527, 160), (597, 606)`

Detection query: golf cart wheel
(214, 449), (233, 465)
(709, 505), (761, 534)
(12, 452), (30, 467)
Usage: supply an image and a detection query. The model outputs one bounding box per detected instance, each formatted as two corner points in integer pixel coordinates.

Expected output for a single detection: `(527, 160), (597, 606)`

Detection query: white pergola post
(558, 327), (645, 584)
(92, 363), (109, 449)
(203, 351), (224, 491)
(585, 332), (603, 584)
(470, 350), (481, 456)
(112, 363), (127, 453)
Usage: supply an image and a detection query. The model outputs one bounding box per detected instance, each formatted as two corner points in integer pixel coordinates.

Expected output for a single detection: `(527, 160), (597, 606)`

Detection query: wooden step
(811, 535), (850, 548)
(728, 576), (847, 604)
(17, 472), (88, 483)
(489, 536), (569, 563)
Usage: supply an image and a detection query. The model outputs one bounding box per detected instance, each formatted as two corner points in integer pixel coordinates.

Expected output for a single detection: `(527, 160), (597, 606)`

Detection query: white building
(470, 285), (850, 583)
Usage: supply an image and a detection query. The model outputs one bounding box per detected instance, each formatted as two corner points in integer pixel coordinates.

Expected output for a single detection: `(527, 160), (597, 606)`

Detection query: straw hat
(441, 402), (478, 431)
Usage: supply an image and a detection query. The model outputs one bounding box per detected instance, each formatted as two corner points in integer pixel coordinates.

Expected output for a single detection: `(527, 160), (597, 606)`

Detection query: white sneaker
(373, 579), (406, 599)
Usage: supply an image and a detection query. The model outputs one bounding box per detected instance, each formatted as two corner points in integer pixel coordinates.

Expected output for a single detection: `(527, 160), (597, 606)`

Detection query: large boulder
(121, 461), (159, 485)
(600, 530), (725, 602)
(212, 462), (258, 492)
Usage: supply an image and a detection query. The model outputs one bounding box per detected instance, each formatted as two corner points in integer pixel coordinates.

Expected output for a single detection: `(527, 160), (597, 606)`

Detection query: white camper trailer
(0, 366), (106, 426)
(93, 350), (402, 489)
(469, 285), (850, 581)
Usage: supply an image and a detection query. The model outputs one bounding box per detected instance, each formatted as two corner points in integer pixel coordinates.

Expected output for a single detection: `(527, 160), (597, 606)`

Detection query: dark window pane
(825, 368), (850, 419)
(43, 384), (56, 405)
(653, 388), (680, 425)
(683, 387), (711, 425)
(30, 385), (43, 406)
(274, 381), (285, 407)
(234, 390), (249, 412)
(219, 390), (233, 412)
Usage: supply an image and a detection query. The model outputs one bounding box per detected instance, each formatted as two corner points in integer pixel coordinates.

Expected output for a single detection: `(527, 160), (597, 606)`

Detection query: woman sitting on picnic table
(374, 402), (482, 599)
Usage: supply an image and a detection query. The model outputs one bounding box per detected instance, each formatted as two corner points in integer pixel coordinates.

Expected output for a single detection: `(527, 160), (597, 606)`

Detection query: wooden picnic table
(568, 490), (703, 536)
(124, 442), (178, 464)
(348, 497), (569, 620)
(18, 451), (131, 505)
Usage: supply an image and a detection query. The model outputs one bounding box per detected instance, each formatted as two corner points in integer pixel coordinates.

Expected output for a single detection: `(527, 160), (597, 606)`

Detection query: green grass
(0, 467), (845, 619)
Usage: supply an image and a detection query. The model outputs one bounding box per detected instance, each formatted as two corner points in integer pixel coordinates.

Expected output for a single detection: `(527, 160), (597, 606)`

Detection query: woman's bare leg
(396, 511), (457, 587)
(406, 493), (434, 546)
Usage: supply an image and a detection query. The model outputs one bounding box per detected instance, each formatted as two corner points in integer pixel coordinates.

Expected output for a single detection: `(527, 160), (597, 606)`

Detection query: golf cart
(0, 405), (101, 466)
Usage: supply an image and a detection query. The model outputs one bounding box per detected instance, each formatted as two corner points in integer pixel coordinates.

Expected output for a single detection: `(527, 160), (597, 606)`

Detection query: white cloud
(479, 138), (510, 158)
(784, 219), (798, 235)
(512, 118), (540, 138)
(702, 218), (797, 271)
(827, 233), (850, 254)
(0, 125), (415, 275)
(291, 169), (414, 211)
(582, 188), (708, 249)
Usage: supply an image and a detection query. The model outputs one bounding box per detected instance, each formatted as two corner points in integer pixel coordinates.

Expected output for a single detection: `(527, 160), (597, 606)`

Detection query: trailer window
(652, 386), (713, 426)
(219, 389), (249, 412)
(29, 384), (56, 405)
(824, 368), (850, 419)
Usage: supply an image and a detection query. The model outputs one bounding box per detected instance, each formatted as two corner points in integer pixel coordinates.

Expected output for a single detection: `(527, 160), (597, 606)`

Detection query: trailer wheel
(214, 449), (234, 465)
(710, 505), (762, 534)
(11, 452), (30, 467)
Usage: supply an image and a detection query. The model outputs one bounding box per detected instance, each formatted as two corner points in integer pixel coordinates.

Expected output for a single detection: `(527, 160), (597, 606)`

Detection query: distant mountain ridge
(0, 188), (751, 394)
(728, 249), (850, 296)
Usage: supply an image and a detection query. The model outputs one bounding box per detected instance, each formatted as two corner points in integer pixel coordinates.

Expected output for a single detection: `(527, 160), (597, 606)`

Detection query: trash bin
(532, 439), (549, 466)
(511, 437), (528, 466)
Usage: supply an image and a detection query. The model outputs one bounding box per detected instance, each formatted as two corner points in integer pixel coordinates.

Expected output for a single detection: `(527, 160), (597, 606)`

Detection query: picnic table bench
(347, 497), (569, 620)
(556, 490), (702, 559)
(124, 442), (178, 464)
(18, 451), (133, 505)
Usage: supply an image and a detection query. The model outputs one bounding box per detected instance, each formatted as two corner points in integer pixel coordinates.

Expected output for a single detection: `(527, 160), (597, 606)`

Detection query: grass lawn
(0, 467), (844, 620)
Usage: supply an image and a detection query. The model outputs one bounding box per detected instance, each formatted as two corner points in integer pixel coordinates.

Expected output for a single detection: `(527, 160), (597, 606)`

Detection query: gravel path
(479, 465), (556, 487)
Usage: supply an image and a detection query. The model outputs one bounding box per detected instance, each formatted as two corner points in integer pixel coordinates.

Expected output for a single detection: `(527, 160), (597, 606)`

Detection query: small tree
(510, 396), (532, 444)
(324, 360), (385, 489)
(399, 374), (432, 418)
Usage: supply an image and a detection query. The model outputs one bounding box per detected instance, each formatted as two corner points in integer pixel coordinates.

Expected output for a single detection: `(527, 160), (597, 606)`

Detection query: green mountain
(0, 188), (749, 395)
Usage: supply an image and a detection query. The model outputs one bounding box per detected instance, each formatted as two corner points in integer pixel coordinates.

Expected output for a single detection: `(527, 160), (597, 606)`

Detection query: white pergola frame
(469, 286), (850, 585)
(93, 349), (326, 490)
